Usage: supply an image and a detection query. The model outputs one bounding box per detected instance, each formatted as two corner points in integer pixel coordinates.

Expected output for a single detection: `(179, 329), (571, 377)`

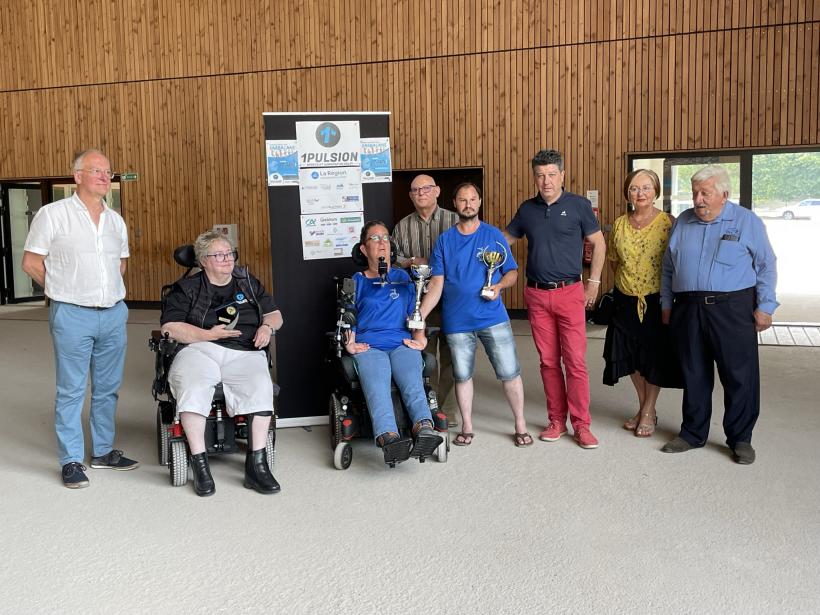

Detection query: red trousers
(524, 283), (592, 429)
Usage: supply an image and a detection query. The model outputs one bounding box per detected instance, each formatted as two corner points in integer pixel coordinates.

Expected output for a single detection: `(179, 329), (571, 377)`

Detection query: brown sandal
(453, 432), (474, 446)
(514, 432), (534, 447)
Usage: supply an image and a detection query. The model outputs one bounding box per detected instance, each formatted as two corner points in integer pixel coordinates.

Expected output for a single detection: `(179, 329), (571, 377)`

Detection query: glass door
(1, 183), (46, 303)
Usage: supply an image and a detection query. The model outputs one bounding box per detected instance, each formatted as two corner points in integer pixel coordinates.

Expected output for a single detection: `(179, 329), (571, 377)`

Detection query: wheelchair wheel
(329, 393), (342, 449)
(169, 440), (188, 487)
(156, 410), (171, 466)
(266, 429), (275, 472)
(333, 442), (353, 470)
(435, 432), (449, 463)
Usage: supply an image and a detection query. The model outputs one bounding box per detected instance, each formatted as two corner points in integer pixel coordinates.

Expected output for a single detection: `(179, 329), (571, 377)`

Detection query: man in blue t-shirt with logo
(421, 182), (532, 447)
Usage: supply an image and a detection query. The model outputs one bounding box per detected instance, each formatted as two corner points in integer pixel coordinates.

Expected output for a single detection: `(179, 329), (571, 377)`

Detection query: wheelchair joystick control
(376, 256), (388, 286)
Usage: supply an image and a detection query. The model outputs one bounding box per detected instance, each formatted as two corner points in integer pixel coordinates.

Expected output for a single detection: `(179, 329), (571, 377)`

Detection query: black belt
(74, 300), (122, 311)
(527, 277), (581, 291)
(674, 288), (753, 305)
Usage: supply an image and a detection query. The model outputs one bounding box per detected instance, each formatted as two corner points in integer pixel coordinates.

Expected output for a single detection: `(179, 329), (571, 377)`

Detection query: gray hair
(72, 148), (108, 172)
(193, 230), (236, 266)
(691, 165), (731, 196)
(531, 149), (564, 171)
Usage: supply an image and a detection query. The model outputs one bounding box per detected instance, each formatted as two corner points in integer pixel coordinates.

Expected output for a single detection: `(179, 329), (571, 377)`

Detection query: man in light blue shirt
(660, 165), (777, 465)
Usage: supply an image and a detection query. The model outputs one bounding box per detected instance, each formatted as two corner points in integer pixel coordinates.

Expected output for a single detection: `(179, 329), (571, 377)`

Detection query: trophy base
(407, 320), (425, 330)
(480, 288), (495, 299)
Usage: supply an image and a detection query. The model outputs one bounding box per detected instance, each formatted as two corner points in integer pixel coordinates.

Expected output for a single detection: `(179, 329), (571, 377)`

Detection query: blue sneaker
(90, 450), (140, 471)
(62, 463), (89, 489)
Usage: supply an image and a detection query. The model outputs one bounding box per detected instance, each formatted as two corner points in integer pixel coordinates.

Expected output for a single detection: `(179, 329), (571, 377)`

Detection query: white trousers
(168, 342), (274, 417)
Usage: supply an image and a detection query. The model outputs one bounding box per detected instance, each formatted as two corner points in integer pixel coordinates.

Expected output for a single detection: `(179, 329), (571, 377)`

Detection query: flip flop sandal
(514, 432), (534, 447)
(452, 432), (474, 446)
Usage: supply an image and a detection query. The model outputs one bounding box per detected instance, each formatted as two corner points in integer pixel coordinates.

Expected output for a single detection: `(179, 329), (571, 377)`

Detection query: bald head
(408, 174), (441, 216)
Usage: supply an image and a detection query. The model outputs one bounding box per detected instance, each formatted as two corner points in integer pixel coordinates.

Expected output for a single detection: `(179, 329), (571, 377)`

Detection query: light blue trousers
(49, 301), (128, 465)
(352, 344), (431, 441)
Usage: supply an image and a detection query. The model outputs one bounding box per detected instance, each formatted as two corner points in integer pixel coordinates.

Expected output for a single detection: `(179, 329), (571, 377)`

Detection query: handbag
(590, 288), (615, 325)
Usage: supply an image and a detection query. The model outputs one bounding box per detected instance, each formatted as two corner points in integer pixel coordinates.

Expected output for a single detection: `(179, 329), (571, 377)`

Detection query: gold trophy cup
(479, 244), (508, 299)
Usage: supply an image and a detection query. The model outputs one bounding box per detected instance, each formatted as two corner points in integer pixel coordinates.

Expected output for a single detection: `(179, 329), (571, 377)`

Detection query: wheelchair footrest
(410, 432), (444, 460)
(382, 438), (413, 467)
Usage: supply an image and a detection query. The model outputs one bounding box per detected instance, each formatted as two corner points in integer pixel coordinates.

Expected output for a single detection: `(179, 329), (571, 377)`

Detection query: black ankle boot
(244, 448), (281, 494)
(190, 452), (215, 497)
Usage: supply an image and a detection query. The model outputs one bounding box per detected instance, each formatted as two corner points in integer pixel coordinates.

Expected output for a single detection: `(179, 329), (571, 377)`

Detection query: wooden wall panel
(0, 2), (818, 304)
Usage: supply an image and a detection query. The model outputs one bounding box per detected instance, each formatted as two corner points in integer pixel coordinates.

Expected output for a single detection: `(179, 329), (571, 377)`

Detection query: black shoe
(62, 462), (89, 489)
(90, 449), (140, 471)
(411, 424), (444, 460)
(190, 452), (216, 497)
(378, 433), (413, 466)
(244, 448), (281, 494)
(731, 442), (756, 465)
(661, 436), (696, 454)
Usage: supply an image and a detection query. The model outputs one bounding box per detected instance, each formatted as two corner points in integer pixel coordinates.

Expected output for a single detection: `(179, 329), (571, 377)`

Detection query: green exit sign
(120, 172), (138, 182)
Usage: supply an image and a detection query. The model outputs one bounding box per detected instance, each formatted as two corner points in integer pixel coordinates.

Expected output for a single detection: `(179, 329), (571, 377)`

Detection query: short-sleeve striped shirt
(391, 206), (459, 261)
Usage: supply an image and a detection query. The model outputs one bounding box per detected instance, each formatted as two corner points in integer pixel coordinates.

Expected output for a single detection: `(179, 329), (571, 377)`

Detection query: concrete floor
(0, 306), (818, 615)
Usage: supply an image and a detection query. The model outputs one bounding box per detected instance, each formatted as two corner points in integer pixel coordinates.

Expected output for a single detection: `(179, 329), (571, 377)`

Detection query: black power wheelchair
(326, 243), (450, 470)
(149, 245), (276, 487)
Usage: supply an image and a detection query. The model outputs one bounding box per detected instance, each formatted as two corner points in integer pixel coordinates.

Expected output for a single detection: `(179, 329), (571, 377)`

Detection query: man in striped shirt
(392, 174), (460, 425)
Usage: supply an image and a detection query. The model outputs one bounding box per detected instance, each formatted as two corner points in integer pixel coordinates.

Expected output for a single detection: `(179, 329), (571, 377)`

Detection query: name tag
(721, 234), (739, 242)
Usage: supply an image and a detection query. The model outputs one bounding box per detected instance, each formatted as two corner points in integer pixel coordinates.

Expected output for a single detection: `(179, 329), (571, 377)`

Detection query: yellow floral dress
(608, 211), (673, 321)
(602, 210), (682, 388)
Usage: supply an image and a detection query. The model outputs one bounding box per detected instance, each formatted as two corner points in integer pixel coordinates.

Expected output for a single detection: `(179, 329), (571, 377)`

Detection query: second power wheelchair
(326, 243), (450, 470)
(149, 245), (276, 487)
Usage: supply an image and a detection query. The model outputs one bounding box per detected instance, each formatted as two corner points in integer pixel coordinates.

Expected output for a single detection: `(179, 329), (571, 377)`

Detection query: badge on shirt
(235, 292), (248, 304)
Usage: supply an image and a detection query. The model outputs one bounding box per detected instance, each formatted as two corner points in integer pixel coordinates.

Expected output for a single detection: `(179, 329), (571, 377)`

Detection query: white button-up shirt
(24, 193), (129, 307)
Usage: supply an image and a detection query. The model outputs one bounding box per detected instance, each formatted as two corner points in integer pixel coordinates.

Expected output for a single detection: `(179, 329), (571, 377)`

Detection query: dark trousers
(670, 288), (759, 447)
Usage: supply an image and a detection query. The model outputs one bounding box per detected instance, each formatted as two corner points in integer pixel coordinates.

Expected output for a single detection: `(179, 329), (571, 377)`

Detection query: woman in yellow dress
(603, 169), (682, 437)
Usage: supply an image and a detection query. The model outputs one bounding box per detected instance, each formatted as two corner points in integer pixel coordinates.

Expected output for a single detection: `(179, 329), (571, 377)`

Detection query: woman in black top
(161, 231), (282, 496)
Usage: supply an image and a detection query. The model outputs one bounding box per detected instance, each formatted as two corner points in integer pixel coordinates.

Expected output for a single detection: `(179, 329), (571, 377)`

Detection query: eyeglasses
(409, 185), (436, 195)
(628, 185), (655, 195)
(204, 250), (238, 262)
(81, 167), (115, 180)
(367, 234), (391, 243)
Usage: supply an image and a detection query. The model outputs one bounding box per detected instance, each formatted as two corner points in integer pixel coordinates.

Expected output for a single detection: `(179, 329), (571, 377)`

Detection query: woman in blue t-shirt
(344, 221), (443, 465)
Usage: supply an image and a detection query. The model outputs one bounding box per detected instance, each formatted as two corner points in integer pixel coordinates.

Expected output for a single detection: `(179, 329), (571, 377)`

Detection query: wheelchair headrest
(350, 241), (398, 267)
(174, 245), (198, 269)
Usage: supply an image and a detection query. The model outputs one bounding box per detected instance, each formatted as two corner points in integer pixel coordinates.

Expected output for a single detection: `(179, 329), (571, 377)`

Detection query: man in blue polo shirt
(421, 182), (531, 447)
(504, 149), (606, 449)
(660, 165), (777, 465)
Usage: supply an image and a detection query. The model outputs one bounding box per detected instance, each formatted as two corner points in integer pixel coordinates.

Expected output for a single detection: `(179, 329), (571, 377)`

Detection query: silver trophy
(479, 243), (508, 299)
(407, 264), (432, 330)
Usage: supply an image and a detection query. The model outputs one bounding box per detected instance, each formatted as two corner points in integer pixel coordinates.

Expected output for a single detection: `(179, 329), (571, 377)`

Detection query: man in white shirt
(23, 149), (139, 489)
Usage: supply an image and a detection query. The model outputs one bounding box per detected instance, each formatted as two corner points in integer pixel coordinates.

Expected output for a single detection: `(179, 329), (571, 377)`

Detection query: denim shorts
(446, 320), (520, 382)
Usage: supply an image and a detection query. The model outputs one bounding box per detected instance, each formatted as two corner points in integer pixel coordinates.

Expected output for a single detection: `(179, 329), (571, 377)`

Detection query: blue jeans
(352, 344), (431, 441)
(49, 301), (128, 465)
(447, 320), (521, 382)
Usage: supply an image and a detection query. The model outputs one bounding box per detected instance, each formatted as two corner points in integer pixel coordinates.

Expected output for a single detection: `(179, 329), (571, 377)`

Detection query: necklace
(629, 208), (658, 230)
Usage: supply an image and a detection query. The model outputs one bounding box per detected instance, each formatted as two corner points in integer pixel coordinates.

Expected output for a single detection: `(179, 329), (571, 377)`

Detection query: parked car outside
(761, 198), (820, 220)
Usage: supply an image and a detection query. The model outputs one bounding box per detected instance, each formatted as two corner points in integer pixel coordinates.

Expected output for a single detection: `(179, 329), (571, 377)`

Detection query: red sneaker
(573, 427), (599, 449)
(539, 420), (568, 442)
